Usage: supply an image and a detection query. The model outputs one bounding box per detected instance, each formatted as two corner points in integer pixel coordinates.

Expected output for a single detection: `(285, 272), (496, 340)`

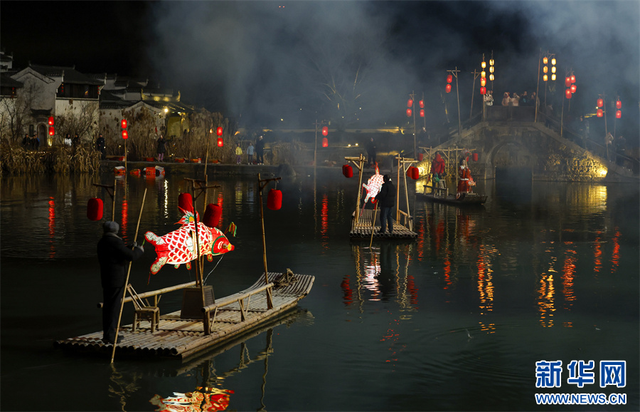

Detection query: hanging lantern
(217, 137), (223, 147)
(419, 109), (425, 118)
(122, 130), (128, 139)
(489, 74), (495, 81)
(565, 77), (572, 88)
(480, 87), (487, 95)
(406, 166), (420, 180)
(480, 77), (486, 87)
(216, 127), (223, 136)
(406, 108), (412, 117)
(322, 126), (329, 136)
(551, 66), (557, 74)
(481, 61), (486, 69)
(342, 164), (353, 178)
(616, 110), (622, 119)
(551, 58), (556, 65)
(565, 89), (572, 99)
(551, 74), (556, 81)
(48, 116), (54, 126)
(203, 203), (223, 228)
(49, 126), (55, 136)
(596, 98), (603, 108)
(445, 84), (452, 93)
(597, 109), (604, 117)
(543, 66), (548, 74)
(407, 99), (413, 107)
(446, 74), (453, 83)
(570, 84), (577, 94)
(480, 71), (486, 78)
(543, 57), (548, 65)
(543, 74), (548, 82)
(490, 59), (494, 66)
(267, 189), (282, 211)
(322, 137), (328, 147)
(616, 100), (622, 109)
(489, 66), (494, 73)
(570, 75), (576, 83)
(121, 119), (127, 129)
(87, 198), (104, 221)
(473, 152), (479, 162)
(419, 100), (424, 108)
(418, 153), (424, 161)
(178, 193), (193, 212)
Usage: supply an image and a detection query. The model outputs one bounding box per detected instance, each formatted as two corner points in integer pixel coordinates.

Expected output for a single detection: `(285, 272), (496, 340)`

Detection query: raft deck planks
(350, 209), (417, 239)
(55, 273), (314, 359)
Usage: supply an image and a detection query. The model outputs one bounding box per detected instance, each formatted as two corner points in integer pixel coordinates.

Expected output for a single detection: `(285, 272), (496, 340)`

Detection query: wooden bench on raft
(201, 283), (274, 327)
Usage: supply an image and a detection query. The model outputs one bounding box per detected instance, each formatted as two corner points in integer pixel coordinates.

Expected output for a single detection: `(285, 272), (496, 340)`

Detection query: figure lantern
(49, 126), (55, 136)
(565, 89), (572, 99)
(204, 203), (223, 228)
(216, 127), (223, 136)
(322, 126), (329, 136)
(446, 74), (453, 83)
(87, 198), (104, 221)
(480, 87), (486, 95)
(322, 137), (328, 147)
(597, 98), (604, 108)
(616, 99), (622, 109)
(121, 119), (127, 129)
(48, 116), (54, 126)
(597, 109), (604, 117)
(419, 109), (425, 117)
(267, 189), (282, 211)
(406, 108), (412, 117)
(121, 130), (128, 139)
(419, 100), (424, 108)
(217, 137), (224, 147)
(616, 110), (622, 119)
(342, 164), (353, 178)
(407, 99), (413, 108)
(570, 84), (577, 94)
(178, 193), (193, 212)
(445, 84), (452, 93)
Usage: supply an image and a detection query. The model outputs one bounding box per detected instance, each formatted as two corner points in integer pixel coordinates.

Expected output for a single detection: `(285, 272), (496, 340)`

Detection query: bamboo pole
(258, 173), (268, 285)
(369, 202), (378, 248)
(111, 188), (147, 363)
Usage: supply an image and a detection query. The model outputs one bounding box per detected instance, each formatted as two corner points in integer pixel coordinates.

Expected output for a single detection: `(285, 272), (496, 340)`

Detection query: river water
(1, 168), (638, 411)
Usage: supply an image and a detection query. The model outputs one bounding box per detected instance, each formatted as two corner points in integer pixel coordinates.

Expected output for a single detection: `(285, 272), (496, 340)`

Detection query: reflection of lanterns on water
(150, 387), (234, 412)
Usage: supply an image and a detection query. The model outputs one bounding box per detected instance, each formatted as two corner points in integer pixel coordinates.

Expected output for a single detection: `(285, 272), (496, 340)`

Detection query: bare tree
(0, 82), (43, 143)
(56, 102), (99, 144)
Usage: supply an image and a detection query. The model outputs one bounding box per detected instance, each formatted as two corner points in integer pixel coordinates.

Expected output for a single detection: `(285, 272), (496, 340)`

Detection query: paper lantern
(445, 84), (452, 93)
(204, 203), (222, 228)
(48, 116), (54, 126)
(480, 77), (486, 87)
(322, 137), (328, 147)
(616, 100), (622, 109)
(597, 98), (603, 108)
(570, 84), (577, 94)
(322, 126), (328, 136)
(406, 166), (420, 180)
(480, 87), (486, 95)
(419, 100), (424, 108)
(616, 110), (622, 119)
(565, 77), (572, 88)
(481, 61), (486, 69)
(87, 198), (103, 221)
(418, 153), (424, 161)
(551, 74), (556, 81)
(543, 66), (548, 74)
(551, 58), (556, 65)
(597, 109), (603, 117)
(407, 99), (413, 107)
(489, 74), (494, 81)
(570, 75), (576, 83)
(267, 189), (282, 211)
(216, 127), (223, 136)
(49, 127), (55, 136)
(565, 89), (572, 99)
(419, 109), (425, 118)
(446, 74), (453, 83)
(122, 130), (128, 139)
(543, 57), (548, 65)
(473, 152), (479, 162)
(551, 66), (556, 74)
(342, 164), (353, 178)
(179, 193), (193, 212)
(543, 74), (548, 82)
(406, 108), (412, 117)
(121, 119), (127, 129)
(217, 137), (223, 147)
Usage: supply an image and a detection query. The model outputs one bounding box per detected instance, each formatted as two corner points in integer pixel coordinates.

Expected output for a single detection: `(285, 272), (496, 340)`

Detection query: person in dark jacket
(255, 135), (265, 165)
(374, 174), (396, 234)
(97, 221), (144, 344)
(157, 134), (166, 161)
(95, 133), (106, 159)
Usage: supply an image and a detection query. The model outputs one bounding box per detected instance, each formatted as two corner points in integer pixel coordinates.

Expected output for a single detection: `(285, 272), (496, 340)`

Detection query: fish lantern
(445, 84), (452, 94)
(217, 137), (223, 147)
(406, 108), (412, 117)
(597, 109), (603, 117)
(179, 193), (193, 212)
(204, 203), (223, 228)
(596, 98), (603, 108)
(407, 99), (413, 108)
(446, 74), (453, 84)
(616, 100), (622, 109)
(322, 137), (328, 147)
(565, 89), (572, 99)
(216, 127), (223, 136)
(570, 84), (577, 94)
(616, 110), (622, 119)
(419, 100), (424, 108)
(480, 87), (486, 95)
(267, 189), (282, 211)
(565, 77), (572, 88)
(342, 164), (353, 178)
(322, 126), (329, 136)
(419, 109), (425, 118)
(418, 153), (423, 161)
(87, 198), (103, 221)
(407, 166), (419, 180)
(480, 77), (486, 87)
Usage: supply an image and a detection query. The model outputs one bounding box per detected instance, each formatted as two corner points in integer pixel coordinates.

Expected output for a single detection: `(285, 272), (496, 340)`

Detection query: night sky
(2, 1), (638, 141)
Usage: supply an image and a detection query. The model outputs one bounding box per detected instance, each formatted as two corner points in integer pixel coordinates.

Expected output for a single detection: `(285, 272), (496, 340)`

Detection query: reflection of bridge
(421, 107), (638, 182)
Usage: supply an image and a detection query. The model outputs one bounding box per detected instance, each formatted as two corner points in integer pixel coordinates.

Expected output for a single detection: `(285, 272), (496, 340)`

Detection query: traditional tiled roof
(1, 72), (23, 88)
(29, 64), (103, 85)
(99, 89), (137, 109)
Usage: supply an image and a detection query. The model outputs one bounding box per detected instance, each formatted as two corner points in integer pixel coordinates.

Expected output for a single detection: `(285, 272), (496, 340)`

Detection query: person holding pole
(97, 221), (144, 344)
(374, 174), (396, 234)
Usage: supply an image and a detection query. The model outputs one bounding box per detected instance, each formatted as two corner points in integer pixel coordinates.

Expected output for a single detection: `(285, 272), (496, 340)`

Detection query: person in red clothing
(457, 158), (473, 199)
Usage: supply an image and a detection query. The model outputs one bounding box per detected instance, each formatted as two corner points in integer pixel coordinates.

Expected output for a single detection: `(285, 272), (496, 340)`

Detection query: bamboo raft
(350, 209), (417, 239)
(55, 272), (314, 359)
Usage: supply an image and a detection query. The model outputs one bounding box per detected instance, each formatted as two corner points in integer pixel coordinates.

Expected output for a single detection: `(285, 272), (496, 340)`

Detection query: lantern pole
(470, 68), (480, 120)
(613, 96), (618, 140)
(447, 67), (462, 138)
(411, 91), (417, 158)
(422, 92), (426, 133)
(535, 49), (541, 123)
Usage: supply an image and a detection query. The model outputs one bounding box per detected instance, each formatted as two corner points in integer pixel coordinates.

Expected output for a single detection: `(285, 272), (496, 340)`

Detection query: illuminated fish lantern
(150, 387), (233, 412)
(144, 211), (235, 274)
(362, 163), (384, 205)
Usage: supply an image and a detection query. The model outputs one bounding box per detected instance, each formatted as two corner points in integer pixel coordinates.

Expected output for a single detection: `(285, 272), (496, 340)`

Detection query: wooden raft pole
(257, 173), (280, 310)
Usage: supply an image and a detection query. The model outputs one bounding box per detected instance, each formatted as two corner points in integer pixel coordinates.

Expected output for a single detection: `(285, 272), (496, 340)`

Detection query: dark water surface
(1, 170), (638, 411)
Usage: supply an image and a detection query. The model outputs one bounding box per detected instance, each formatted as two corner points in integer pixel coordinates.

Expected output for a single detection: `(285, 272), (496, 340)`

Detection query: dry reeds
(0, 140), (101, 175)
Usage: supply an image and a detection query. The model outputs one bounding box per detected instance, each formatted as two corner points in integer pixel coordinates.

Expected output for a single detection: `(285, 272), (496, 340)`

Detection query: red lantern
(570, 75), (576, 83)
(616, 110), (622, 119)
(407, 99), (413, 108)
(480, 77), (486, 87)
(418, 153), (424, 161)
(616, 100), (622, 109)
(178, 193), (193, 212)
(322, 126), (328, 136)
(322, 137), (328, 147)
(480, 87), (486, 95)
(406, 166), (420, 180)
(342, 164), (353, 178)
(267, 189), (282, 211)
(565, 77), (572, 88)
(419, 100), (424, 108)
(445, 84), (452, 94)
(596, 98), (604, 108)
(204, 203), (223, 228)
(122, 130), (128, 139)
(49, 126), (55, 136)
(121, 119), (127, 129)
(216, 127), (223, 136)
(406, 108), (412, 117)
(217, 137), (223, 147)
(570, 84), (577, 94)
(48, 116), (54, 126)
(419, 109), (425, 118)
(446, 74), (453, 83)
(87, 198), (104, 221)
(473, 152), (479, 162)
(565, 88), (572, 99)
(597, 109), (603, 117)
